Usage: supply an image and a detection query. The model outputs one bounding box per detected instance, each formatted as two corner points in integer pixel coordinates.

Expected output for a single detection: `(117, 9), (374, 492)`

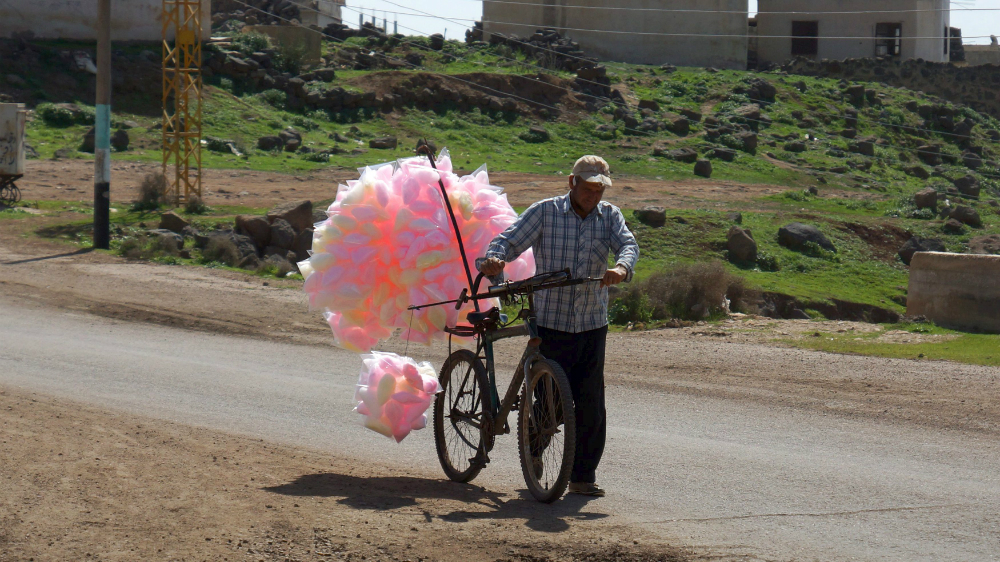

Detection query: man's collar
(559, 192), (604, 219)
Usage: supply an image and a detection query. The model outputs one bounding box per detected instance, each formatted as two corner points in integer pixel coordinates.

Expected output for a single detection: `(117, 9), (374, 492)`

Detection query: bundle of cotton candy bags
(298, 149), (535, 352)
(354, 352), (442, 441)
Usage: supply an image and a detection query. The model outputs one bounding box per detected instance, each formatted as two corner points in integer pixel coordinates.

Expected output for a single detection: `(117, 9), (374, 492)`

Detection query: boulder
(678, 108), (701, 122)
(726, 212), (743, 224)
(778, 222), (836, 253)
(634, 206), (666, 227)
(963, 152), (983, 170)
(735, 131), (758, 151)
(784, 140), (807, 153)
(709, 147), (737, 162)
(916, 145), (942, 166)
(81, 127), (96, 153)
(953, 175), (980, 198)
(943, 218), (965, 234)
(267, 200), (313, 232)
(111, 129), (130, 151)
(840, 128), (857, 139)
(269, 218), (296, 249)
(257, 135), (282, 151)
(727, 226), (757, 263)
(950, 206), (982, 228)
(845, 84), (866, 105)
(235, 214), (271, 248)
(638, 99), (660, 111)
(668, 117), (690, 136)
(694, 159), (713, 178)
(145, 229), (184, 250)
(898, 237), (946, 265)
(238, 253), (261, 270)
(913, 188), (937, 210)
(369, 136), (398, 149)
(655, 146), (697, 162)
(849, 140), (875, 157)
(429, 33), (445, 50)
(905, 165), (930, 180)
(210, 231), (257, 259)
(292, 228), (313, 262)
(158, 211), (190, 234)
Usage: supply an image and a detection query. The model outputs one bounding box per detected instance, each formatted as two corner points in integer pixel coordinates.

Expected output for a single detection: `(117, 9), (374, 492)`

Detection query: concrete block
(907, 252), (1000, 333)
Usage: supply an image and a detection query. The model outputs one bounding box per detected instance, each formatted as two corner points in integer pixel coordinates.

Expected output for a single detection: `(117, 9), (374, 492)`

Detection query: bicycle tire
(517, 358), (576, 503)
(434, 349), (492, 483)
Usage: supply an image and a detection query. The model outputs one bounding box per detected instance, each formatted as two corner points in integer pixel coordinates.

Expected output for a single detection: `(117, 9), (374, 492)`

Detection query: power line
(454, 0), (998, 15)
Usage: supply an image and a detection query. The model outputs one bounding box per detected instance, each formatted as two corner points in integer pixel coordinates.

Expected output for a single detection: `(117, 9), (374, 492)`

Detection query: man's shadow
(264, 473), (608, 532)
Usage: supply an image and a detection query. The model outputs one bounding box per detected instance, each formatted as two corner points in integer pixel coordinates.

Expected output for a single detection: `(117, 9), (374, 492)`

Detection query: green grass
(788, 322), (1000, 366)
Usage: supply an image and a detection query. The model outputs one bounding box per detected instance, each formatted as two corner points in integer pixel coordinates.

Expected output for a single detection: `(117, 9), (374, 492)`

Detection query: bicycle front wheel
(518, 358), (575, 503)
(434, 349), (492, 483)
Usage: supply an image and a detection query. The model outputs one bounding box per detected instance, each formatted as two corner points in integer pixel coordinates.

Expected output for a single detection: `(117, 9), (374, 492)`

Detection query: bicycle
(412, 269), (601, 503)
(0, 175), (22, 207)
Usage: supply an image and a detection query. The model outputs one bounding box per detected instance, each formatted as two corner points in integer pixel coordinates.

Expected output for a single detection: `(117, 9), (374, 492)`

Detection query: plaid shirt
(485, 193), (639, 333)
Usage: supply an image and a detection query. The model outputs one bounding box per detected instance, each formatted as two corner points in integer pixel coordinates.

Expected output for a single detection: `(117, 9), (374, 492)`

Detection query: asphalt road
(2, 299), (998, 562)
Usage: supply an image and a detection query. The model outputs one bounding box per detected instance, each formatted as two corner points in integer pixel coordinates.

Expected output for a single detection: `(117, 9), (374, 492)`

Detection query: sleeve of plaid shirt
(609, 205), (639, 282)
(484, 201), (544, 263)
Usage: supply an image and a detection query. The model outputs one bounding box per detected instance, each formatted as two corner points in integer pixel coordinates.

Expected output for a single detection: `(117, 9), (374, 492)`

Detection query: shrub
(131, 172), (168, 212)
(257, 255), (296, 277)
(641, 261), (758, 321)
(36, 103), (93, 127)
(274, 40), (308, 75)
(609, 290), (654, 325)
(184, 195), (209, 215)
(230, 31), (270, 56)
(118, 233), (178, 260)
(201, 236), (241, 267)
(303, 151), (330, 163)
(259, 89), (287, 108)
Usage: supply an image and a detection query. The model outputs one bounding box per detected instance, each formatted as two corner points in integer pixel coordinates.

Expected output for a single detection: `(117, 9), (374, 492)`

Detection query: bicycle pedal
(470, 454), (491, 469)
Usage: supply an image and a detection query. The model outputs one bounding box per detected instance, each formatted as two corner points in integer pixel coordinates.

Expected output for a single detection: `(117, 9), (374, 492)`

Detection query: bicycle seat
(465, 307), (507, 325)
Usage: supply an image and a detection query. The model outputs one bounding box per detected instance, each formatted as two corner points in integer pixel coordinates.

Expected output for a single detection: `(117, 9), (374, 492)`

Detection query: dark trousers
(537, 325), (608, 484)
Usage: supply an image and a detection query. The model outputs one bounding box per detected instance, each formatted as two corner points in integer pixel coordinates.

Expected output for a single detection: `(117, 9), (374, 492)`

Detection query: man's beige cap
(571, 155), (612, 187)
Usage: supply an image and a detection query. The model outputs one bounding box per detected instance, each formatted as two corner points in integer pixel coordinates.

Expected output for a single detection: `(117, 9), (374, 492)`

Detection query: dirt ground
(18, 158), (803, 211)
(2, 162), (997, 561)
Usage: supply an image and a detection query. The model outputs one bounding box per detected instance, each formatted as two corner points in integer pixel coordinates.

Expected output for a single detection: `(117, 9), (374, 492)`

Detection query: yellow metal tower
(162, 0), (203, 203)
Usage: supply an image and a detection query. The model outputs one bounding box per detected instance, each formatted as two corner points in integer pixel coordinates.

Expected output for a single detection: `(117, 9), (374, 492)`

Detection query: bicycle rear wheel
(434, 349), (492, 483)
(518, 358), (575, 503)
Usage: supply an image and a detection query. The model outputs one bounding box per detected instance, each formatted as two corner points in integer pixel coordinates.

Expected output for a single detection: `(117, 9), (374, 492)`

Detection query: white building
(0, 0), (212, 42)
(756, 0), (951, 65)
(483, 0), (749, 69)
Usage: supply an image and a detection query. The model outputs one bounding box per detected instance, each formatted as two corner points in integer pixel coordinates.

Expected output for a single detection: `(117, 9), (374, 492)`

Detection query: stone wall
(907, 252), (1000, 333)
(781, 56), (1000, 120)
(0, 0), (211, 42)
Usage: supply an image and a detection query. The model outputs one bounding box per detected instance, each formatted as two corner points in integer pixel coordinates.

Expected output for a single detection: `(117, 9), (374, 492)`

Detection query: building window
(875, 23), (902, 57)
(791, 21), (819, 56)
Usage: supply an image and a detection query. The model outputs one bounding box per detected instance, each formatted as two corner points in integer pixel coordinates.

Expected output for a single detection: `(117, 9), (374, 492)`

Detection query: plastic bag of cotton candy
(299, 149), (535, 353)
(354, 352), (442, 442)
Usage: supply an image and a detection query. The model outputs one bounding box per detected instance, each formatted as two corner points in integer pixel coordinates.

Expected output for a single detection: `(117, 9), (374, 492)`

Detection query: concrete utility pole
(94, 0), (112, 249)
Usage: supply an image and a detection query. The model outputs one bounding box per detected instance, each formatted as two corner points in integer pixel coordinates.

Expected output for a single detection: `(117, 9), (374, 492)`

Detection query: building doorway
(791, 21), (819, 57)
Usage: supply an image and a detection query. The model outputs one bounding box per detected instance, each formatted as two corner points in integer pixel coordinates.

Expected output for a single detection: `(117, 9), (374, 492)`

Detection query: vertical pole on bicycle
(419, 141), (480, 312)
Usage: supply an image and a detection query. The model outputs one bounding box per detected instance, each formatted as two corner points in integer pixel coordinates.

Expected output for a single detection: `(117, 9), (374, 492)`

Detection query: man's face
(569, 177), (606, 214)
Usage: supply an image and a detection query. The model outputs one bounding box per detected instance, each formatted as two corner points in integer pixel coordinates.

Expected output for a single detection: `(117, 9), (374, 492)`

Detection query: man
(479, 155), (639, 497)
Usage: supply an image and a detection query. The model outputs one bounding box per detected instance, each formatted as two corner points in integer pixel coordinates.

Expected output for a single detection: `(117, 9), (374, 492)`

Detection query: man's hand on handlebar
(601, 265), (628, 288)
(479, 257), (506, 277)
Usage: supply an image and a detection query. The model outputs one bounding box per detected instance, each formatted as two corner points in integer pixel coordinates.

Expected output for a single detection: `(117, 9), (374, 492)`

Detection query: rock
(726, 212), (743, 224)
(987, 129), (1000, 142)
(237, 253), (261, 270)
(962, 152), (983, 170)
(784, 140), (807, 153)
(257, 136), (282, 151)
(638, 99), (660, 111)
(656, 146), (698, 162)
(634, 206), (666, 227)
(905, 165), (930, 180)
(429, 33), (445, 50)
(849, 140), (875, 157)
(267, 200), (313, 232)
(898, 237), (946, 265)
(916, 145), (942, 166)
(709, 147), (737, 162)
(943, 218), (965, 234)
(212, 232), (257, 259)
(678, 108), (701, 122)
(292, 228), (313, 262)
(284, 138), (301, 152)
(735, 131), (758, 151)
(914, 188), (938, 210)
(734, 104), (760, 122)
(332, 132), (351, 143)
(235, 214), (271, 248)
(845, 84), (866, 104)
(158, 211), (190, 234)
(953, 175), (980, 198)
(369, 136), (398, 149)
(145, 229), (184, 250)
(968, 235), (1000, 255)
(81, 127), (96, 153)
(778, 222), (836, 253)
(269, 218), (296, 249)
(520, 126), (549, 143)
(693, 159), (713, 178)
(727, 226), (757, 263)
(111, 129), (130, 151)
(950, 206), (982, 228)
(840, 128), (857, 139)
(668, 117), (690, 136)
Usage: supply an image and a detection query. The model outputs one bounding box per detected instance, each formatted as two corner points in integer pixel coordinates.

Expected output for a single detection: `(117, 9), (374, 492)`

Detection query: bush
(131, 172), (168, 212)
(230, 31), (270, 56)
(609, 290), (654, 325)
(184, 195), (209, 215)
(257, 255), (296, 277)
(201, 236), (241, 267)
(36, 103), (93, 127)
(639, 261), (758, 321)
(118, 233), (178, 260)
(274, 40), (308, 75)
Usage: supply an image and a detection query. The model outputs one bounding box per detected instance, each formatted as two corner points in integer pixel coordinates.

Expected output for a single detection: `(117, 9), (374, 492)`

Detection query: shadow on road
(2, 248), (93, 265)
(264, 473), (608, 532)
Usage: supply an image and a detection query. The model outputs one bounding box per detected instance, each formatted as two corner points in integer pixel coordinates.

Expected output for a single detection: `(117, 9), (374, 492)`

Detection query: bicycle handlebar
(407, 269), (603, 311)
